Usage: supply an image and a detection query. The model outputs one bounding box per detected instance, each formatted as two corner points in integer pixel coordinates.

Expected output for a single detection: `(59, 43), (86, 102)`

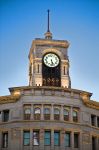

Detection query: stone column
(51, 104), (54, 120)
(20, 129), (23, 150)
(95, 116), (97, 127)
(40, 128), (44, 150)
(51, 129), (54, 150)
(30, 129), (33, 150)
(41, 105), (44, 120)
(60, 129), (65, 150)
(79, 132), (82, 150)
(71, 131), (74, 149)
(60, 105), (64, 121)
(31, 104), (34, 120)
(70, 106), (73, 122)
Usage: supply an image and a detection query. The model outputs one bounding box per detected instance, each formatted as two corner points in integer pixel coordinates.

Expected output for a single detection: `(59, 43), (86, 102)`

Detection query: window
(92, 136), (96, 150)
(34, 108), (41, 120)
(44, 108), (50, 120)
(38, 64), (39, 73)
(54, 108), (60, 120)
(64, 66), (66, 75)
(73, 110), (78, 122)
(74, 133), (79, 148)
(64, 109), (69, 121)
(2, 132), (8, 148)
(3, 110), (9, 122)
(97, 117), (99, 127)
(24, 108), (31, 120)
(33, 131), (39, 145)
(91, 115), (96, 126)
(65, 132), (70, 147)
(23, 131), (30, 146)
(54, 131), (60, 146)
(44, 131), (51, 145)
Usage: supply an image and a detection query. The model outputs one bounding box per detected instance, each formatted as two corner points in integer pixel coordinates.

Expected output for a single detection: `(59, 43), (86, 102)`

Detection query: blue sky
(0, 0), (99, 101)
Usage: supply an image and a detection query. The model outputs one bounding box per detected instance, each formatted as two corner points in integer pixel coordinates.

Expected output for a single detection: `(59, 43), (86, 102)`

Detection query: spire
(45, 9), (52, 39)
(47, 9), (50, 32)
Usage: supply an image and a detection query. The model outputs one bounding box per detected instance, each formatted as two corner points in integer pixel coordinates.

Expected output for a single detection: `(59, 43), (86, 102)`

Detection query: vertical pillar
(51, 104), (54, 120)
(95, 116), (97, 127)
(30, 129), (33, 150)
(51, 129), (54, 150)
(40, 128), (44, 150)
(60, 129), (65, 150)
(20, 129), (23, 150)
(31, 104), (34, 120)
(71, 131), (74, 149)
(60, 105), (64, 121)
(79, 132), (82, 150)
(41, 105), (44, 120)
(70, 106), (73, 122)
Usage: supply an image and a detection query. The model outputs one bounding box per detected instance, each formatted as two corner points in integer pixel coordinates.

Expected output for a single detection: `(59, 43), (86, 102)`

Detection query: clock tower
(29, 10), (71, 88)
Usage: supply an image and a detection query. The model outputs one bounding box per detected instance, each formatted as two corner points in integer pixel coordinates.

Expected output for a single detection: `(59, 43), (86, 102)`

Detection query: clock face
(43, 53), (59, 67)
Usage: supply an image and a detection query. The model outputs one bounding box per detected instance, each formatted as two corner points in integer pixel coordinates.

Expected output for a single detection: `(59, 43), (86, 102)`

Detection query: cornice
(0, 86), (99, 110)
(32, 39), (69, 48)
(0, 95), (20, 104)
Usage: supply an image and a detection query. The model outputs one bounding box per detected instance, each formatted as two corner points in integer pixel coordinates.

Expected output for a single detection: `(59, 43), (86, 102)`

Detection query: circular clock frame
(43, 53), (59, 68)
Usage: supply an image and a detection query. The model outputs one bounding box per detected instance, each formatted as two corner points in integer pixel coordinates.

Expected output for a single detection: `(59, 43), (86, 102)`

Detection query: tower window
(74, 133), (79, 148)
(54, 131), (60, 146)
(64, 66), (66, 75)
(34, 108), (41, 120)
(38, 64), (39, 73)
(44, 131), (51, 145)
(64, 109), (69, 121)
(54, 108), (60, 120)
(33, 131), (39, 145)
(3, 110), (9, 122)
(44, 108), (50, 120)
(2, 132), (8, 148)
(24, 108), (31, 120)
(23, 131), (30, 146)
(65, 132), (71, 147)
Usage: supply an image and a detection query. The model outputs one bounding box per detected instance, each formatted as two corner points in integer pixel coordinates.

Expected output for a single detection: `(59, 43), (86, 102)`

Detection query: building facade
(0, 14), (99, 150)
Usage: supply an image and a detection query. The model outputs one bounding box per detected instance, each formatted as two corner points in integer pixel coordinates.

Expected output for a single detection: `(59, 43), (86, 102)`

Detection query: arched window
(34, 108), (41, 120)
(44, 108), (50, 120)
(24, 108), (31, 120)
(64, 109), (69, 121)
(54, 108), (60, 120)
(73, 110), (78, 122)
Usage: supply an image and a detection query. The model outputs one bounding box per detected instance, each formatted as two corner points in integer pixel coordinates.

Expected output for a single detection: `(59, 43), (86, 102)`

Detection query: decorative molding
(0, 95), (20, 104)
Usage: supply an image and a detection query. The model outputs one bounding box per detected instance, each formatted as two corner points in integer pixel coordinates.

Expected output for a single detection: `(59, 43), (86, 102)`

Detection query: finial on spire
(45, 9), (52, 39)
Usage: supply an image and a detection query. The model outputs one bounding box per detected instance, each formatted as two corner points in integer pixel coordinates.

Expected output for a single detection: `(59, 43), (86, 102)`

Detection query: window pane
(64, 109), (69, 115)
(34, 108), (40, 114)
(65, 133), (70, 147)
(54, 132), (60, 146)
(3, 110), (9, 122)
(25, 108), (31, 114)
(74, 133), (79, 148)
(33, 131), (39, 145)
(44, 108), (50, 114)
(2, 132), (8, 148)
(54, 109), (59, 114)
(44, 131), (51, 145)
(24, 139), (30, 146)
(23, 131), (30, 146)
(73, 111), (77, 117)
